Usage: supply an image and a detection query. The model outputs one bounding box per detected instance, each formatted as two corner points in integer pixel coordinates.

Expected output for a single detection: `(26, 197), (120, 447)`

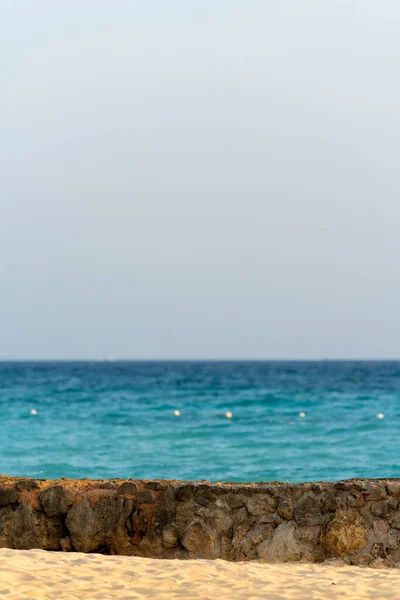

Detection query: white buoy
(299, 412), (306, 418)
(377, 413), (384, 419)
(225, 411), (233, 419)
(30, 409), (37, 415)
(173, 410), (181, 417)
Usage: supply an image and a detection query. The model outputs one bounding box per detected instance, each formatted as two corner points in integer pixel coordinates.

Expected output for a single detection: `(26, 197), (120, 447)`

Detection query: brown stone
(352, 480), (370, 492)
(371, 500), (393, 518)
(321, 494), (337, 514)
(175, 499), (198, 528)
(118, 482), (137, 495)
(215, 494), (244, 511)
(162, 524), (179, 548)
(277, 497), (293, 520)
(264, 485), (280, 497)
(324, 510), (368, 557)
(258, 513), (281, 524)
(145, 481), (163, 490)
(15, 479), (40, 491)
(137, 490), (155, 504)
(366, 484), (387, 501)
(372, 518), (388, 538)
(196, 491), (217, 507)
(60, 536), (72, 551)
(151, 486), (176, 533)
(182, 520), (219, 558)
(66, 494), (125, 552)
(139, 534), (164, 557)
(334, 481), (353, 491)
(347, 494), (364, 508)
(106, 498), (135, 554)
(356, 554), (374, 566)
(302, 546), (325, 563)
(293, 494), (324, 526)
(130, 508), (148, 538)
(311, 483), (324, 493)
(99, 482), (117, 489)
(230, 523), (257, 561)
(0, 507), (13, 545)
(372, 518), (398, 551)
(391, 510), (400, 529)
(65, 498), (98, 552)
(258, 521), (302, 562)
(9, 503), (60, 550)
(388, 548), (400, 563)
(206, 508), (233, 535)
(371, 542), (387, 559)
(245, 494), (277, 517)
(234, 507), (248, 525)
(294, 525), (322, 545)
(387, 482), (400, 496)
(0, 488), (19, 506)
(175, 485), (195, 502)
(247, 522), (274, 546)
(40, 485), (71, 517)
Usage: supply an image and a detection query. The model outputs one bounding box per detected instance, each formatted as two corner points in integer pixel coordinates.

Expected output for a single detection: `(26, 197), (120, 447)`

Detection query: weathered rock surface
(324, 509), (368, 558)
(1, 476), (400, 565)
(182, 520), (219, 558)
(40, 485), (72, 517)
(66, 493), (126, 553)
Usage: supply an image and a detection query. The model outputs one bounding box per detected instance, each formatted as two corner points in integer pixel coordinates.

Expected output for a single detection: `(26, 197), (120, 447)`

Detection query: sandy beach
(1, 549), (400, 600)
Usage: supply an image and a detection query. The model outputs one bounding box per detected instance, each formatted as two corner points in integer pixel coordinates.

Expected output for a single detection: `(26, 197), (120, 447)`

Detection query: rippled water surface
(0, 361), (399, 482)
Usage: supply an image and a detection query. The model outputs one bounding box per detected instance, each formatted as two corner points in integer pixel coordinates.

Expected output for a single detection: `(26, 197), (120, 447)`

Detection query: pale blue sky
(1, 1), (400, 359)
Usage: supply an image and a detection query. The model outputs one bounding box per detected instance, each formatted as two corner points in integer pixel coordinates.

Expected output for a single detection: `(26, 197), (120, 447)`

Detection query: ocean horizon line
(1, 357), (400, 363)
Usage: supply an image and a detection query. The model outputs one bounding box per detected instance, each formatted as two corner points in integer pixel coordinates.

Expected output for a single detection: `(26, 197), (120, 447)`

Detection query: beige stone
(162, 524), (179, 548)
(324, 510), (368, 557)
(245, 494), (277, 517)
(182, 520), (219, 559)
(258, 521), (302, 562)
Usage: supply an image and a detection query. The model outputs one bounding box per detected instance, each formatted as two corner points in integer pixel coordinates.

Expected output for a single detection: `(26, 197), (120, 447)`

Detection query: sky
(1, 0), (400, 359)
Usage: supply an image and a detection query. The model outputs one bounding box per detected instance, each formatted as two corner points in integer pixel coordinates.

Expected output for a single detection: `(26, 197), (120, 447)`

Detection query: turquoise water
(0, 361), (399, 483)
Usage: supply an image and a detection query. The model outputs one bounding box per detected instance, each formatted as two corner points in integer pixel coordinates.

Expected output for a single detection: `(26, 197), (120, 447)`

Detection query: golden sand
(0, 549), (399, 599)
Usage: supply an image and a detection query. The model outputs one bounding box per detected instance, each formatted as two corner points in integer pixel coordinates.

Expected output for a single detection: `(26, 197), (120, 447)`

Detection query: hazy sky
(1, 1), (400, 359)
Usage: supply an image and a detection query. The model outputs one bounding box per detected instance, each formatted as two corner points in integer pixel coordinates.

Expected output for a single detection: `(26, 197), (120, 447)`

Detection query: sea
(0, 361), (399, 483)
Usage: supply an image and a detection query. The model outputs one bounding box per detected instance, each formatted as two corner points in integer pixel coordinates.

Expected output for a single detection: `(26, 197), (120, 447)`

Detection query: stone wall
(1, 476), (400, 566)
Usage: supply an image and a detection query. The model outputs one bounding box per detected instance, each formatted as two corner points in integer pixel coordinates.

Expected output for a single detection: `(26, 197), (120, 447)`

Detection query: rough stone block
(258, 521), (302, 562)
(245, 494), (277, 517)
(137, 490), (155, 504)
(118, 481), (137, 495)
(0, 489), (19, 506)
(293, 494), (324, 526)
(182, 520), (219, 559)
(66, 494), (125, 553)
(40, 485), (71, 517)
(387, 482), (400, 496)
(162, 524), (179, 548)
(324, 510), (368, 557)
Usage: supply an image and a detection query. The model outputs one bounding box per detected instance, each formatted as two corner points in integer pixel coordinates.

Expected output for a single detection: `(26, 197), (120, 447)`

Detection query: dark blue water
(0, 361), (398, 482)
